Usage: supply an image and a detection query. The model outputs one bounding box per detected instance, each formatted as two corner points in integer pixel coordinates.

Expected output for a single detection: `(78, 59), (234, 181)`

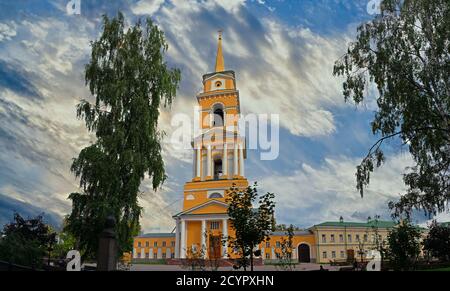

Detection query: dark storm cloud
(0, 60), (43, 99)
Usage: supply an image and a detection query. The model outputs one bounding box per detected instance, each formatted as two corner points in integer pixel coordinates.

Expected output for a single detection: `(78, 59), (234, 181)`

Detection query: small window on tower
(215, 81), (222, 87)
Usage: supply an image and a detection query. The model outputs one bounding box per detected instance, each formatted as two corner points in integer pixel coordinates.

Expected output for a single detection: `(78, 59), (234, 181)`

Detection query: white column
(271, 247), (275, 259)
(196, 147), (201, 178)
(141, 248), (145, 259)
(149, 248), (153, 258)
(166, 248), (171, 259)
(239, 142), (245, 177)
(175, 220), (180, 258)
(261, 247), (265, 260)
(133, 248), (137, 259)
(233, 144), (238, 176)
(207, 145), (212, 178)
(201, 220), (206, 258)
(222, 219), (228, 258)
(223, 143), (228, 177)
(181, 219), (186, 259)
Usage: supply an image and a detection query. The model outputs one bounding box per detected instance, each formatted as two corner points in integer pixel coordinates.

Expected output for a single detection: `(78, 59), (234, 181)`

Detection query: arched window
(212, 104), (224, 127)
(213, 158), (222, 180)
(209, 192), (223, 199)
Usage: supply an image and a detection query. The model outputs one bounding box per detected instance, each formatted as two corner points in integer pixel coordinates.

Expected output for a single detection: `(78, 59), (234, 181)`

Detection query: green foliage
(275, 224), (301, 231)
(386, 220), (422, 270)
(369, 215), (389, 265)
(0, 213), (56, 268)
(53, 231), (77, 260)
(333, 0), (450, 218)
(423, 220), (450, 262)
(226, 182), (276, 271)
(65, 12), (180, 259)
(276, 224), (296, 271)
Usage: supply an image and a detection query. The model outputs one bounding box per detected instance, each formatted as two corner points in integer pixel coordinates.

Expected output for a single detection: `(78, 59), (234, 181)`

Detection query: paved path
(130, 263), (345, 271)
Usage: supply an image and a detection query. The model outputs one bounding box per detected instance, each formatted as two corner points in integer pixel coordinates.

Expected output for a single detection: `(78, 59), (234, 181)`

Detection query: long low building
(132, 219), (399, 264)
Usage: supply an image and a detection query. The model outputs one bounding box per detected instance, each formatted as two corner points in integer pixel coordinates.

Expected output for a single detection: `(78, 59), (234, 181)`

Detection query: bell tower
(173, 32), (248, 259)
(185, 31), (248, 209)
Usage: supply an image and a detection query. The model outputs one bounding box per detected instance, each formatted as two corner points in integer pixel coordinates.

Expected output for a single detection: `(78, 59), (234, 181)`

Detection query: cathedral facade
(131, 33), (397, 265)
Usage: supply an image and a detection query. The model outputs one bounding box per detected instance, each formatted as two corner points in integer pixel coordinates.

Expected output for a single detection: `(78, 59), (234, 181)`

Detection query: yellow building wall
(133, 236), (176, 259)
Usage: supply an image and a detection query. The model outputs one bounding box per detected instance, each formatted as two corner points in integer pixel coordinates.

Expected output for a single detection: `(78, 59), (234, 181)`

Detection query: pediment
(173, 199), (228, 217)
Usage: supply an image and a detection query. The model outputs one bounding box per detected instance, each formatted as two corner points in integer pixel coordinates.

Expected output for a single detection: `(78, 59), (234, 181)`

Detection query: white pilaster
(223, 143), (228, 177)
(271, 247), (275, 259)
(201, 219), (206, 258)
(141, 248), (145, 259)
(233, 144), (238, 176)
(239, 142), (244, 177)
(207, 145), (212, 178)
(196, 147), (201, 178)
(181, 219), (186, 259)
(133, 248), (137, 259)
(222, 219), (228, 258)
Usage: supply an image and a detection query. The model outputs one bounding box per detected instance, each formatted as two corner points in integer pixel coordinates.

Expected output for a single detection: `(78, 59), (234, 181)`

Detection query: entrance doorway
(298, 244), (311, 263)
(209, 235), (221, 259)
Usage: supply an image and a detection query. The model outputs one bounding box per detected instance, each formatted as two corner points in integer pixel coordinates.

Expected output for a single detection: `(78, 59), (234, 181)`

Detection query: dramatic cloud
(1, 1), (446, 234)
(0, 22), (16, 42)
(131, 0), (165, 15)
(260, 153), (414, 227)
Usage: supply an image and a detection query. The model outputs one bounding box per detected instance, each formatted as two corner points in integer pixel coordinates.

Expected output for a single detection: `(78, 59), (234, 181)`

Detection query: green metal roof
(312, 220), (397, 229)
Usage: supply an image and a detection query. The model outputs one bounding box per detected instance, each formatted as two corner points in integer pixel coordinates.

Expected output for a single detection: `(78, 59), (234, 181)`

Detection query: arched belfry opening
(213, 157), (223, 180)
(212, 104), (224, 127)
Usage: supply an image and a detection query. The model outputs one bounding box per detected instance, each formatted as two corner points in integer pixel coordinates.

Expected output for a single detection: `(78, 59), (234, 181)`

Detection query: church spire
(214, 30), (225, 72)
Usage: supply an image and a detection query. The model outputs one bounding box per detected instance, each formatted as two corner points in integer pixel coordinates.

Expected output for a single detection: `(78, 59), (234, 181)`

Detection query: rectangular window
(322, 251), (327, 259)
(332, 251), (336, 258)
(364, 234), (368, 242)
(322, 234), (326, 243)
(356, 234), (360, 242)
(145, 253), (149, 258)
(276, 241), (281, 248)
(153, 253), (157, 259)
(162, 241), (166, 247)
(330, 234), (335, 243)
(154, 241), (158, 247)
(339, 234), (344, 243)
(138, 242), (142, 247)
(347, 234), (352, 242)
(171, 253), (175, 259)
(266, 253), (270, 259)
(266, 242), (270, 248)
(137, 253), (141, 258)
(162, 253), (166, 259)
(340, 251), (345, 258)
(171, 241), (175, 247)
(145, 241), (149, 247)
(210, 221), (220, 230)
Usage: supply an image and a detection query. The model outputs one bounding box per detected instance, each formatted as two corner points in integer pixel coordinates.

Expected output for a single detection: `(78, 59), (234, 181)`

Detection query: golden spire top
(214, 30), (225, 72)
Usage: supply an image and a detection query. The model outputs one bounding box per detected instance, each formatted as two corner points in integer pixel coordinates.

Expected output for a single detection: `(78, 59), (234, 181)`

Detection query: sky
(0, 0), (448, 232)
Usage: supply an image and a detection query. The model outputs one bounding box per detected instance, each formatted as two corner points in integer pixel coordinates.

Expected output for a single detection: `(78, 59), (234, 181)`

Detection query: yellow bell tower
(173, 31), (248, 259)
